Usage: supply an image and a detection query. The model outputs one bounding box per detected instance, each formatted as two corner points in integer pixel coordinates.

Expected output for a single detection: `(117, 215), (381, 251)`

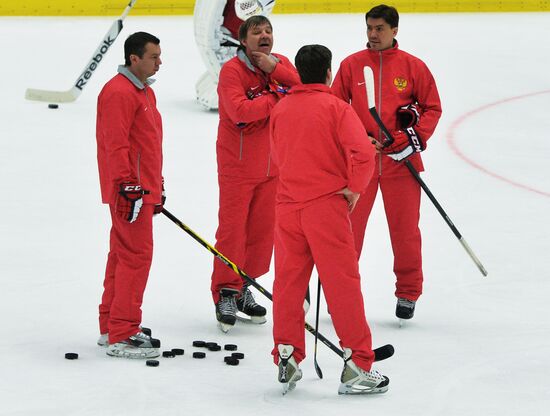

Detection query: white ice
(1, 12), (549, 416)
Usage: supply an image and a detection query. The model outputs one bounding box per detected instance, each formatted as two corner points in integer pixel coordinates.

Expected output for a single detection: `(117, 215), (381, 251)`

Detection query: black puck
(192, 340), (206, 347)
(162, 351), (175, 358)
(146, 360), (159, 367)
(205, 342), (219, 348)
(224, 344), (238, 351)
(64, 352), (78, 360)
(193, 352), (206, 359)
(231, 352), (244, 359)
(208, 345), (222, 352)
(48, 104), (59, 109)
(171, 348), (184, 356)
(224, 356), (239, 366)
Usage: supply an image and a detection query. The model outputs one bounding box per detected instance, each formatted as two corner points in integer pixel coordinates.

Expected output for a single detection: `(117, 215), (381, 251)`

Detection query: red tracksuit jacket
(331, 41), (442, 176)
(96, 67), (163, 205)
(270, 83), (376, 212)
(217, 49), (300, 178)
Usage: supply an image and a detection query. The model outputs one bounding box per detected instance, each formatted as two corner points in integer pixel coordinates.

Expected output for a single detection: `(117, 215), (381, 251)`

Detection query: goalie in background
(193, 0), (275, 110)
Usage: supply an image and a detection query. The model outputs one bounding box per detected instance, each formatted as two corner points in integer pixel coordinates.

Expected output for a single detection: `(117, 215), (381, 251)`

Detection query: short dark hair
(295, 44), (332, 84)
(365, 4), (399, 28)
(238, 15), (272, 42)
(124, 32), (160, 66)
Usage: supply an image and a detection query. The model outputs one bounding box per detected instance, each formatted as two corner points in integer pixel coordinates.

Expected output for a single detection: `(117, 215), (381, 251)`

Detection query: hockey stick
(162, 208), (395, 362)
(25, 0), (137, 103)
(363, 66), (488, 277)
(313, 278), (323, 379)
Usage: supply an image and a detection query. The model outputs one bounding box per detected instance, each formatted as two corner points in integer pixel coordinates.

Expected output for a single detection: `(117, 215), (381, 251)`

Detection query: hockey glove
(383, 104), (425, 161)
(235, 0), (263, 20)
(116, 181), (145, 223)
(396, 104), (420, 129)
(153, 180), (166, 215)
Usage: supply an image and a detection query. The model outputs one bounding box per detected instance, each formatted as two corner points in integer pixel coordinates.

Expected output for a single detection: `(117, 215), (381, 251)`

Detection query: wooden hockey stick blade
(25, 87), (79, 103)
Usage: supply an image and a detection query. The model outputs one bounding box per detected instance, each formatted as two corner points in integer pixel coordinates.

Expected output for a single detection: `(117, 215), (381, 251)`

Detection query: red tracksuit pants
(211, 175), (276, 303)
(99, 204), (154, 344)
(272, 195), (375, 372)
(351, 173), (423, 301)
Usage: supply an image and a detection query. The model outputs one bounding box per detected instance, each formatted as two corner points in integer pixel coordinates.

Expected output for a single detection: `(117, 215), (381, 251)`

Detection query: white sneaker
(277, 344), (302, 395)
(106, 331), (160, 359)
(338, 348), (389, 395)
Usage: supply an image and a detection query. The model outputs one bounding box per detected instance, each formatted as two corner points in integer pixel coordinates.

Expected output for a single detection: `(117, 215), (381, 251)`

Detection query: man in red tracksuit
(96, 32), (164, 359)
(212, 15), (300, 332)
(332, 5), (442, 322)
(270, 44), (389, 395)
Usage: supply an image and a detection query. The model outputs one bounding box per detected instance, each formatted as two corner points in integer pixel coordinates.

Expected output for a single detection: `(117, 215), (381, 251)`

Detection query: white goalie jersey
(193, 0), (275, 110)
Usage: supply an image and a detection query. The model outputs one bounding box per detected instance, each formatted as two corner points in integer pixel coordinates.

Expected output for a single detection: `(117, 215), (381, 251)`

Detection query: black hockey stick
(162, 208), (395, 362)
(25, 0), (137, 103)
(313, 278), (323, 379)
(362, 66), (488, 277)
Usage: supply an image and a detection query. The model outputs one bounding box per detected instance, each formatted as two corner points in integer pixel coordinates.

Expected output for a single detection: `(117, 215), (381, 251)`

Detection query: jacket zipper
(377, 52), (383, 176)
(239, 130), (244, 160)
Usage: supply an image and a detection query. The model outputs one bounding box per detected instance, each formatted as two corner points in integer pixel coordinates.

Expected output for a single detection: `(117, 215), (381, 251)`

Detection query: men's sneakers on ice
(338, 348), (389, 395)
(216, 288), (239, 333)
(277, 344), (302, 395)
(236, 282), (267, 324)
(396, 298), (416, 321)
(106, 331), (160, 359)
(97, 326), (152, 347)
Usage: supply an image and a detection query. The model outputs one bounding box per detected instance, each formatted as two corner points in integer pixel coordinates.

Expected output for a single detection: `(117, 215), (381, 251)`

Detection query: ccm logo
(406, 127), (423, 152)
(123, 185), (142, 192)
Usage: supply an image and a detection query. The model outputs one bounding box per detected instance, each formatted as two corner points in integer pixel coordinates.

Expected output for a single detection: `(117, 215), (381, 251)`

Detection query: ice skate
(216, 288), (239, 333)
(236, 282), (267, 324)
(97, 326), (152, 347)
(106, 331), (160, 359)
(277, 344), (302, 395)
(338, 348), (389, 395)
(396, 298), (416, 326)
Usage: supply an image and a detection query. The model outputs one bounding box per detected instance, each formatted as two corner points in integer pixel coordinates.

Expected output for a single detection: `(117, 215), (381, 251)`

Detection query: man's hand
(251, 51), (277, 73)
(336, 187), (360, 212)
(154, 180), (166, 215)
(116, 181), (145, 223)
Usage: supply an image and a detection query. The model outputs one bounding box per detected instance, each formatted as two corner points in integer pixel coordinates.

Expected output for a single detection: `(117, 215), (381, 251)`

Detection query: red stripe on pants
(99, 204), (154, 344)
(350, 173), (423, 300)
(272, 195), (375, 371)
(211, 175), (276, 303)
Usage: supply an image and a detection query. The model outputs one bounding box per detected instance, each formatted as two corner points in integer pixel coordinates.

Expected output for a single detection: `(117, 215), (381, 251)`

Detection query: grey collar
(117, 65), (156, 89)
(237, 49), (280, 72)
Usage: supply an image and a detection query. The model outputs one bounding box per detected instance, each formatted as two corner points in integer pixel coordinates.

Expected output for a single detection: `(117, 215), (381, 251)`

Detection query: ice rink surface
(1, 11), (549, 416)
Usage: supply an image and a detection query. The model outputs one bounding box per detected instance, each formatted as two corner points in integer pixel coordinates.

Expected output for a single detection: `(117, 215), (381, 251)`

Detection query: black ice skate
(216, 288), (239, 333)
(236, 282), (267, 324)
(396, 297), (416, 327)
(277, 344), (302, 395)
(97, 326), (152, 347)
(106, 331), (160, 359)
(338, 348), (389, 395)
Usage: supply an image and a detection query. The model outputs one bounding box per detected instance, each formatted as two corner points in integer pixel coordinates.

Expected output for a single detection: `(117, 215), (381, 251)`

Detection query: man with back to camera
(211, 15), (300, 333)
(270, 44), (389, 395)
(332, 4), (442, 323)
(96, 32), (165, 359)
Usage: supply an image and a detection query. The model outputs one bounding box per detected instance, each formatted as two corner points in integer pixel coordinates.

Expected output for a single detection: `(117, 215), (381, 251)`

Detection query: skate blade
(217, 321), (234, 333)
(236, 314), (267, 325)
(338, 383), (389, 395)
(106, 347), (160, 359)
(282, 381), (297, 395)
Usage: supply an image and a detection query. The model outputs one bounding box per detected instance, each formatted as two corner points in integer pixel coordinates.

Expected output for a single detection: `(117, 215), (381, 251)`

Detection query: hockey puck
(231, 352), (244, 359)
(146, 360), (159, 367)
(162, 351), (175, 358)
(208, 345), (222, 352)
(193, 352), (206, 359)
(64, 352), (78, 360)
(205, 342), (219, 348)
(192, 340), (206, 347)
(224, 344), (238, 351)
(48, 104), (59, 109)
(224, 356), (239, 366)
(171, 348), (184, 356)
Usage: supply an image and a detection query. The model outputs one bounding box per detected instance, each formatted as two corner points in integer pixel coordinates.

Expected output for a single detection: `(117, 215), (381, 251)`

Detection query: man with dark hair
(212, 15), (300, 333)
(332, 4), (442, 323)
(96, 31), (164, 359)
(270, 44), (389, 395)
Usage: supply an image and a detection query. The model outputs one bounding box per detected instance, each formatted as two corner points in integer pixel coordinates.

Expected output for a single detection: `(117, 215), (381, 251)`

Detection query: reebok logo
(74, 36), (117, 90)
